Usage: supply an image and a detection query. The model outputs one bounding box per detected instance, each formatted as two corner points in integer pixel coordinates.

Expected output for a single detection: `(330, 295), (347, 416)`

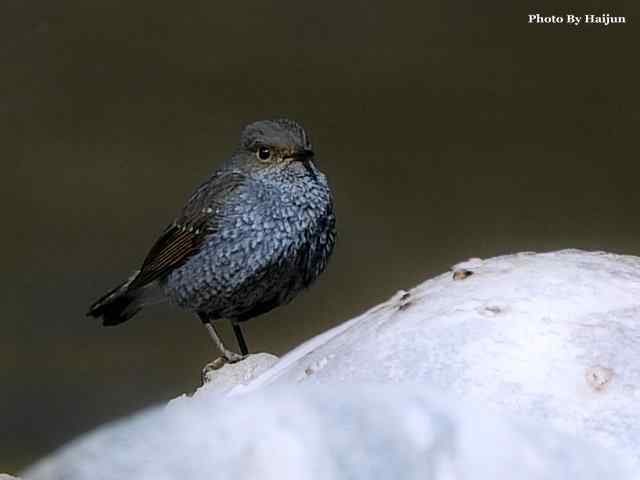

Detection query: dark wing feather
(128, 171), (246, 290)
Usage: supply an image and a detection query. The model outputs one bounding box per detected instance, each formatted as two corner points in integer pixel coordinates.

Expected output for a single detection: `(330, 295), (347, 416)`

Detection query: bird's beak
(291, 148), (314, 162)
(290, 149), (317, 179)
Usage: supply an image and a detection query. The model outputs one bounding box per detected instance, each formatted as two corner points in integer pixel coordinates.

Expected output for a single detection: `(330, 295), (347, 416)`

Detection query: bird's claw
(201, 353), (246, 384)
(223, 350), (246, 364)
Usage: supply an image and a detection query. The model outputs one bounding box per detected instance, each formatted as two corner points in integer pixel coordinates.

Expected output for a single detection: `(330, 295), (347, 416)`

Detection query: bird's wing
(128, 171), (246, 290)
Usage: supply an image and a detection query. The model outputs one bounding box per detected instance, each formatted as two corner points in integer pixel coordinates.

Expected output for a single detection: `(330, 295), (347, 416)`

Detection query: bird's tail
(87, 271), (147, 326)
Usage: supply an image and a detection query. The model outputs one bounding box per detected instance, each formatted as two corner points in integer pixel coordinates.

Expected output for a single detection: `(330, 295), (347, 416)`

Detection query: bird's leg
(199, 317), (245, 363)
(232, 322), (249, 356)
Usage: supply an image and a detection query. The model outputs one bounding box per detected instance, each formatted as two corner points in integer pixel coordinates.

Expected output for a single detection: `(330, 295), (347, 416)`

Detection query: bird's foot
(201, 352), (246, 384)
(223, 349), (246, 364)
(204, 350), (245, 370)
(201, 358), (224, 383)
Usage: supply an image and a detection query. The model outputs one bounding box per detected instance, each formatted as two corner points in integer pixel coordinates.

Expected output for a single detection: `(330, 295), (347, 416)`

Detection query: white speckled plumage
(165, 169), (335, 320)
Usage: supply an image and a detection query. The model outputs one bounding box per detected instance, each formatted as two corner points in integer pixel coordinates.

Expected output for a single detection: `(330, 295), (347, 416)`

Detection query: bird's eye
(257, 146), (271, 161)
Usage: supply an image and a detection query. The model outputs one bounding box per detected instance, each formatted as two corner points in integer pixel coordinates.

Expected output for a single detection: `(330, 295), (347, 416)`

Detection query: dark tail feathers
(87, 271), (142, 326)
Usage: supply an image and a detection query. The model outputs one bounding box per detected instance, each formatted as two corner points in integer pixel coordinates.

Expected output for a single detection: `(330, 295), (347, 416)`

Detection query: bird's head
(234, 119), (318, 181)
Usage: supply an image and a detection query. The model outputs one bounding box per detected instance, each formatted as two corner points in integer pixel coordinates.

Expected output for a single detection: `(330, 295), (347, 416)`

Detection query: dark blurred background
(1, 0), (638, 471)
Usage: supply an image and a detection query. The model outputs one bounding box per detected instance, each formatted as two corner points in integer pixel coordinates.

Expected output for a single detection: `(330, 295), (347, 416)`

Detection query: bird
(87, 118), (336, 363)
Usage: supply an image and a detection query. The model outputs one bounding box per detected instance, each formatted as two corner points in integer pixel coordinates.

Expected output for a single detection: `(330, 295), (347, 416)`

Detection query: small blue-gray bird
(88, 119), (336, 362)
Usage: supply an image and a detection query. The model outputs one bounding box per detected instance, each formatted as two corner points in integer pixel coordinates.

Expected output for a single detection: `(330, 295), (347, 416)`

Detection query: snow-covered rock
(22, 250), (640, 478)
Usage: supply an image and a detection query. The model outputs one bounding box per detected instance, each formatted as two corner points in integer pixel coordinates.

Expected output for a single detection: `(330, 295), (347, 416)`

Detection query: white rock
(22, 250), (640, 477)
(234, 250), (640, 467)
(22, 384), (634, 480)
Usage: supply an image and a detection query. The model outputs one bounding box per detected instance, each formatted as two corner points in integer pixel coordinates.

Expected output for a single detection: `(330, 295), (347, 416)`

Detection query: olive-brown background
(2, 0), (638, 471)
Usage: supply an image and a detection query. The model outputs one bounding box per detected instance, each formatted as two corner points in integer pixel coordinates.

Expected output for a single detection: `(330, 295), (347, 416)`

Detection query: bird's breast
(165, 179), (335, 315)
(216, 182), (335, 287)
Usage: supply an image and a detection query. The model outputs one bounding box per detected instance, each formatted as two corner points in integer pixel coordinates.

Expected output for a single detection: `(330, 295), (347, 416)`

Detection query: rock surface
(232, 250), (640, 467)
(22, 384), (634, 479)
(199, 352), (278, 394)
(22, 250), (640, 478)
